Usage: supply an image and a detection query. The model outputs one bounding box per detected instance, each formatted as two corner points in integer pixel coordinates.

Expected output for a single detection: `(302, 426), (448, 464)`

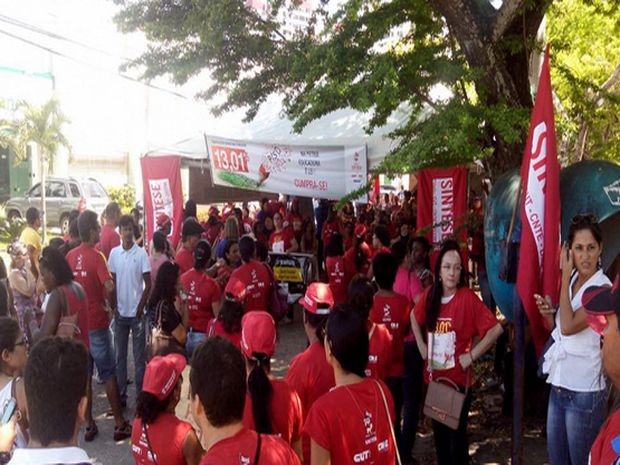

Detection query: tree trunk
(430, 0), (549, 177)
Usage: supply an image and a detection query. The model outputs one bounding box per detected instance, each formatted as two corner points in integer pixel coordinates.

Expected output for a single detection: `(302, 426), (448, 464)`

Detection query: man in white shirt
(108, 215), (151, 404)
(7, 337), (92, 465)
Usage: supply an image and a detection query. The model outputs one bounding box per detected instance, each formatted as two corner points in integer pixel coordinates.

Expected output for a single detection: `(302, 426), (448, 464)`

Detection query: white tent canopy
(148, 95), (412, 169)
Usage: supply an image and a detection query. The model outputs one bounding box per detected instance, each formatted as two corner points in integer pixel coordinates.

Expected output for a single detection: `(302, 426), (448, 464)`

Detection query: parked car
(4, 177), (110, 235)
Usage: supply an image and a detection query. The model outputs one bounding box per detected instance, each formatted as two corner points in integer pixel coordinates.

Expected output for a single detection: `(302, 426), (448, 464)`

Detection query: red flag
(516, 47), (560, 356)
(417, 166), (468, 267)
(141, 155), (184, 250)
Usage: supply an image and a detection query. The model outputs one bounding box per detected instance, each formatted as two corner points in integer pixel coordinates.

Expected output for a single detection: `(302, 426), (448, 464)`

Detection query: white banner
(205, 136), (367, 199)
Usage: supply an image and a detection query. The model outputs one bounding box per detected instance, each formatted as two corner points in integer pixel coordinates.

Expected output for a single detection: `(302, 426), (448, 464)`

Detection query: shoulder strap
(156, 301), (165, 328)
(253, 433), (262, 465)
(373, 380), (402, 465)
(143, 423), (159, 465)
(57, 286), (69, 318)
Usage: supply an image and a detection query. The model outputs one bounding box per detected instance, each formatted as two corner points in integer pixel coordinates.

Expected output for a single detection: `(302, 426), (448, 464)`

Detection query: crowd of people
(0, 192), (617, 465)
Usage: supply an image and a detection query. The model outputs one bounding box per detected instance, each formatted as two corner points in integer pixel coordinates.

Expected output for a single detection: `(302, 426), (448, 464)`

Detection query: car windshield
(83, 181), (107, 198)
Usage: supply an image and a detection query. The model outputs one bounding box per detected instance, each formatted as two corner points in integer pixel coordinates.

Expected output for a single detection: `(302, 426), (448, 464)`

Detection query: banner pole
(511, 292), (525, 465)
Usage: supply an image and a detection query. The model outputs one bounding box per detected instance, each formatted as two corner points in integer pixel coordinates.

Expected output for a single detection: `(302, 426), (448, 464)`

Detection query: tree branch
(601, 62), (620, 93)
(492, 0), (527, 42)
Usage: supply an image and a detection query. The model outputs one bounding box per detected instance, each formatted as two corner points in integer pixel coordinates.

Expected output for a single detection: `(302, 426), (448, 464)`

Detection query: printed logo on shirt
(239, 453), (251, 465)
(382, 304), (391, 322)
(353, 450), (371, 463)
(428, 318), (456, 370)
(363, 410), (376, 445)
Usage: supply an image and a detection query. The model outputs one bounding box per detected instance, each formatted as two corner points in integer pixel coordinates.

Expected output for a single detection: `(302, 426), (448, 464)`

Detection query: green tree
(0, 98), (71, 243)
(547, 0), (620, 163)
(113, 0), (617, 181)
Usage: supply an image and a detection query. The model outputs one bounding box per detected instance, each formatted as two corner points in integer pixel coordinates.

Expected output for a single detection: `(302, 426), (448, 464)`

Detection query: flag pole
(512, 293), (525, 465)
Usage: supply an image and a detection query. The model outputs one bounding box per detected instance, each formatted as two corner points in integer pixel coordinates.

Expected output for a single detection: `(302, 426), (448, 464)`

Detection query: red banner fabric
(516, 47), (560, 356)
(140, 155), (184, 250)
(416, 166), (468, 264)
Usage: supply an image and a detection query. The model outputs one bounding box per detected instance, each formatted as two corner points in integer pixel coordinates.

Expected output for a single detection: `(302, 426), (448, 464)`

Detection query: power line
(0, 13), (134, 62)
(0, 27), (189, 99)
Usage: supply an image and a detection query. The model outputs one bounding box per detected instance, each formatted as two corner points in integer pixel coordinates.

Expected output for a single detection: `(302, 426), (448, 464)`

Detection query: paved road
(83, 306), (307, 465)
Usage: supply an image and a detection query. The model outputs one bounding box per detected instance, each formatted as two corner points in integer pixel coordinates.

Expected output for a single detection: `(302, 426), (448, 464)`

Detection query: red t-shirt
(181, 269), (221, 332)
(200, 427), (301, 465)
(344, 242), (372, 277)
(175, 246), (194, 274)
(269, 228), (295, 252)
(372, 246), (392, 259)
(226, 261), (271, 312)
(207, 318), (242, 349)
(242, 379), (303, 446)
(203, 222), (222, 245)
(366, 323), (393, 380)
(98, 224), (120, 260)
(304, 378), (396, 465)
(370, 293), (410, 378)
(326, 256), (348, 305)
(286, 342), (335, 465)
(413, 287), (498, 387)
(66, 243), (112, 331)
(131, 413), (193, 465)
(59, 284), (90, 348)
(590, 408), (620, 465)
(321, 221), (339, 248)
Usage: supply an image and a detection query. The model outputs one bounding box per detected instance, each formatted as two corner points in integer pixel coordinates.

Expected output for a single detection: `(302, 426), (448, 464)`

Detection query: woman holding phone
(536, 214), (609, 465)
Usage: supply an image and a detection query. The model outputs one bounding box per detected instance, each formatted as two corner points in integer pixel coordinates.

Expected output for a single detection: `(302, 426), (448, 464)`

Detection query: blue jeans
(89, 328), (116, 382)
(113, 315), (146, 399)
(547, 386), (606, 465)
(186, 330), (207, 362)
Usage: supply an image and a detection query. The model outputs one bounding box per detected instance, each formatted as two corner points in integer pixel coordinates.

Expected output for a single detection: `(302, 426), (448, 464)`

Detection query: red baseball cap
(354, 224), (367, 237)
(156, 213), (171, 227)
(142, 353), (186, 400)
(298, 282), (334, 315)
(241, 311), (276, 358)
(582, 275), (620, 335)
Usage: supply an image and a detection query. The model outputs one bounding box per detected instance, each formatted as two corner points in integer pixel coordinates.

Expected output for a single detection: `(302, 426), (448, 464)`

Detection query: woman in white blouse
(537, 214), (609, 465)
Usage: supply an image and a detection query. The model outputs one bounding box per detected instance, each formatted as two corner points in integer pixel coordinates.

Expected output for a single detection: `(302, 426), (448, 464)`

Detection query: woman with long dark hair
(240, 311), (303, 458)
(27, 247), (89, 346)
(131, 353), (203, 465)
(304, 305), (398, 465)
(181, 240), (222, 359)
(536, 214), (609, 465)
(147, 262), (187, 356)
(411, 239), (502, 465)
(215, 239), (240, 290)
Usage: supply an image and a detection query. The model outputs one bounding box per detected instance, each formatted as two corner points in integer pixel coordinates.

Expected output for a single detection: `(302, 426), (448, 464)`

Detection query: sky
(0, 0), (214, 157)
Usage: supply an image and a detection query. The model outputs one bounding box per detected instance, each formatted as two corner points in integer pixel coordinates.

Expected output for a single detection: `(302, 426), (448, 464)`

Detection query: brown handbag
(147, 301), (185, 359)
(422, 334), (468, 430)
(56, 286), (80, 339)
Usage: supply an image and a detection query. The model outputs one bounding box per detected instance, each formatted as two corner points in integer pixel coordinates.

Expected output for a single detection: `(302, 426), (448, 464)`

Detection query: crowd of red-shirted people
(0, 189), (507, 465)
